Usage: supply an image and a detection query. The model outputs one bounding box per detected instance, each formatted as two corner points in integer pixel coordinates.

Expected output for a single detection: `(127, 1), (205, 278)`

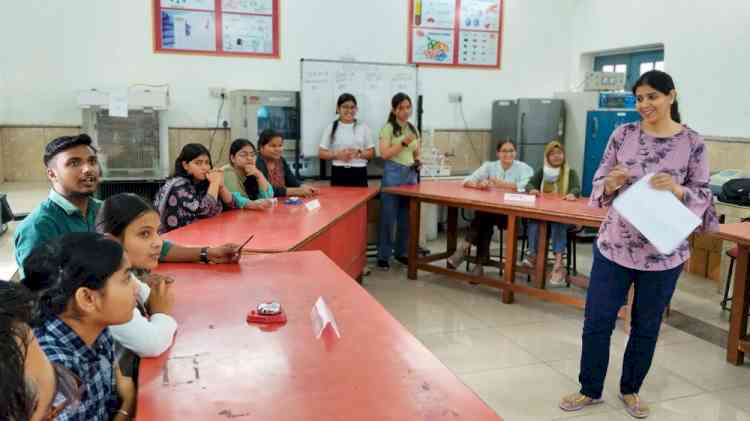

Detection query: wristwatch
(200, 247), (209, 263)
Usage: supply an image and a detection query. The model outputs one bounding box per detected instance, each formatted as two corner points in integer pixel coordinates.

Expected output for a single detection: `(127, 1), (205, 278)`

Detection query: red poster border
(407, 0), (503, 69)
(152, 0), (280, 59)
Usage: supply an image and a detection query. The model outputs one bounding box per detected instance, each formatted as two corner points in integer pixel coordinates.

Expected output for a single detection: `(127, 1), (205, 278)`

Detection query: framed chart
(153, 0), (279, 58)
(408, 0), (503, 69)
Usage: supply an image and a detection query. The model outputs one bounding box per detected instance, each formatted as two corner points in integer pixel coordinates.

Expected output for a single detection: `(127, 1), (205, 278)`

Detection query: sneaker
(548, 267), (567, 286)
(377, 259), (390, 271)
(559, 392), (603, 412)
(395, 256), (409, 266)
(620, 394), (649, 419)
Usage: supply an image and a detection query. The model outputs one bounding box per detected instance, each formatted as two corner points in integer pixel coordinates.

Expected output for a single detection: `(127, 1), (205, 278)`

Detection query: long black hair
(387, 92), (418, 138)
(330, 93), (358, 144)
(22, 232), (125, 324)
(632, 70), (681, 123)
(173, 143), (213, 178)
(229, 138), (256, 159)
(0, 281), (36, 421)
(96, 193), (157, 238)
(173, 143), (212, 193)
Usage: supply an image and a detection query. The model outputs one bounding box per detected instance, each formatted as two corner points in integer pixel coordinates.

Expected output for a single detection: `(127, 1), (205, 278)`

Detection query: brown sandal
(559, 392), (603, 412)
(620, 393), (649, 419)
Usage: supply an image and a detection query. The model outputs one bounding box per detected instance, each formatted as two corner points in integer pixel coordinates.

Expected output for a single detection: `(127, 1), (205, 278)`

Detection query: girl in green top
(376, 93), (421, 270)
(222, 138), (274, 210)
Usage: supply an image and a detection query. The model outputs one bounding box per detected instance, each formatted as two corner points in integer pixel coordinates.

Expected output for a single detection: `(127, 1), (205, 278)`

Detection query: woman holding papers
(559, 70), (718, 418)
(448, 140), (533, 276)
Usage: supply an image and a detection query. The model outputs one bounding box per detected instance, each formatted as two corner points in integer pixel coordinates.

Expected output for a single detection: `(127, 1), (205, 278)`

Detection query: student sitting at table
(256, 129), (318, 198)
(522, 140), (581, 286)
(222, 138), (274, 210)
(13, 134), (242, 276)
(448, 139), (533, 276)
(97, 193), (177, 358)
(23, 233), (138, 421)
(318, 93), (376, 187)
(1, 281), (83, 421)
(154, 143), (234, 233)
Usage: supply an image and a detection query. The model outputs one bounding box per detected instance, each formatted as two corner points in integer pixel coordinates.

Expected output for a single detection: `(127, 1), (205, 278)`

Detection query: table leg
(533, 222), (550, 289)
(446, 207), (458, 256)
(502, 215), (519, 304)
(727, 245), (749, 365)
(408, 198), (421, 280)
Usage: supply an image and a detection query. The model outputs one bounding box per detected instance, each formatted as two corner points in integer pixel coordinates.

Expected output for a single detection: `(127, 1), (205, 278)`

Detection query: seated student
(318, 93), (375, 187)
(255, 129), (318, 197)
(97, 193), (177, 358)
(1, 281), (82, 421)
(154, 143), (234, 233)
(449, 140), (533, 276)
(221, 138), (274, 210)
(523, 140), (580, 285)
(14, 134), (242, 274)
(23, 232), (137, 421)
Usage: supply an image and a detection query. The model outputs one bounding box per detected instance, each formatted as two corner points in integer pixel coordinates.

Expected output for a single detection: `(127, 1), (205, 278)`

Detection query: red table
(384, 180), (607, 307)
(712, 223), (750, 365)
(136, 251), (502, 420)
(162, 186), (377, 279)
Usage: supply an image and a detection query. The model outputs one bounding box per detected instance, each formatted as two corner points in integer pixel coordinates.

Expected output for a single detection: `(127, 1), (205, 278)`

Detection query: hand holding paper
(613, 173), (700, 254)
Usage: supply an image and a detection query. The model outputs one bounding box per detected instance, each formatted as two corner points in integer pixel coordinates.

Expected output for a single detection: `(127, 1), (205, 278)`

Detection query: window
(594, 49), (664, 89)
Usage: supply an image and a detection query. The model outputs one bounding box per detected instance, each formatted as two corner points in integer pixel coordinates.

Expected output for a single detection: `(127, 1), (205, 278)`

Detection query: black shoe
(395, 256), (409, 266)
(377, 259), (390, 271)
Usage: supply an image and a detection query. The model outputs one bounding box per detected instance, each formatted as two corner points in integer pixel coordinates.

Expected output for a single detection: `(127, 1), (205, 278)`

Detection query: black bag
(718, 178), (750, 206)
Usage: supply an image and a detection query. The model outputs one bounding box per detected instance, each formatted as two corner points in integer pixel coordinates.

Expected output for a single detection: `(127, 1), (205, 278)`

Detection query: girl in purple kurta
(560, 71), (718, 418)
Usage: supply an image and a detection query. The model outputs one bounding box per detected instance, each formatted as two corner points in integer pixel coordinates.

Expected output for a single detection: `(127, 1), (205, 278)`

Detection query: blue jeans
(526, 220), (568, 256)
(579, 243), (682, 399)
(377, 160), (418, 261)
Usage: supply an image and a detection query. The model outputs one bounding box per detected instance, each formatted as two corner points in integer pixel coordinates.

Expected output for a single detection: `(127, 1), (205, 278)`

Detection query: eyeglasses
(236, 152), (257, 159)
(339, 105), (357, 110)
(41, 363), (83, 421)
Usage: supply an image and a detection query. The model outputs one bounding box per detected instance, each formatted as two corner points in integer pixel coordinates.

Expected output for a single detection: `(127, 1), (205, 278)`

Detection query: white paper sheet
(108, 89), (128, 118)
(310, 297), (340, 339)
(613, 173), (701, 254)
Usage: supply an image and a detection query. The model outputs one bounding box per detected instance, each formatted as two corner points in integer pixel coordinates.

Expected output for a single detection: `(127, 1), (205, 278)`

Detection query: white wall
(3, 0), (574, 131)
(568, 0), (750, 138)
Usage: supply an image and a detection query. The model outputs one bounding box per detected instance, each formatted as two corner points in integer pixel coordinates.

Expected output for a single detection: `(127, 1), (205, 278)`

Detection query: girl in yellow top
(377, 93), (420, 270)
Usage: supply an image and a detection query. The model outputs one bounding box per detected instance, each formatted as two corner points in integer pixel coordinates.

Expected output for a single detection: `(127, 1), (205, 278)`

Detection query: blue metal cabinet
(581, 110), (641, 197)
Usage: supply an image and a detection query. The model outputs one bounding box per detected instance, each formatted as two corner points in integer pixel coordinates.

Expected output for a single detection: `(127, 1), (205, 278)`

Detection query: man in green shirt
(14, 134), (241, 271)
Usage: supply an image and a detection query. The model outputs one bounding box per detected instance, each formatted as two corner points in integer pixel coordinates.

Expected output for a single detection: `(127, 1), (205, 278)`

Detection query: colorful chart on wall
(153, 0), (279, 58)
(408, 0), (503, 69)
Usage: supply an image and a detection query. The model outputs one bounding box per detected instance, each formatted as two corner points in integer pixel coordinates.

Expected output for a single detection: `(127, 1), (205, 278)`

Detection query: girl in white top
(318, 93), (375, 187)
(97, 193), (177, 358)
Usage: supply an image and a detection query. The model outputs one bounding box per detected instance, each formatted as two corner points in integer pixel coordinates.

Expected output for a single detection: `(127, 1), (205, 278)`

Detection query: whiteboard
(300, 59), (418, 157)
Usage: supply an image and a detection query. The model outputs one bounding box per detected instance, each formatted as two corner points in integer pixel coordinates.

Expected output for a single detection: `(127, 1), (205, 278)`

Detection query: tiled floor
(3, 182), (750, 420)
(362, 245), (750, 421)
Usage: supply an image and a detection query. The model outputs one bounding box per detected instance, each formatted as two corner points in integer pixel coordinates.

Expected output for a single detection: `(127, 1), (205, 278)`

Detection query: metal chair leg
(722, 256), (736, 311)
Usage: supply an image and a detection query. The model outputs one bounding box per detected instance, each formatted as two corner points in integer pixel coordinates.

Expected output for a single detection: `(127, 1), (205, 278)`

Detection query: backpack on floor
(718, 178), (750, 206)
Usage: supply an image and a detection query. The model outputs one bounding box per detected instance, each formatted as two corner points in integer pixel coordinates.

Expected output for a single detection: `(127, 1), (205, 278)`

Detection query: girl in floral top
(154, 143), (233, 233)
(560, 71), (718, 418)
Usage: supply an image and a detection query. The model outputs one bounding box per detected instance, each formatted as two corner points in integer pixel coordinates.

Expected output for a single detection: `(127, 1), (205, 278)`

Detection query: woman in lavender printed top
(559, 71), (718, 418)
(154, 143), (234, 233)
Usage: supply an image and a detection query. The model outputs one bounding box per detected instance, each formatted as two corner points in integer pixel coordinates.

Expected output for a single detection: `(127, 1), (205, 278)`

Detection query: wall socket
(448, 93), (462, 103)
(209, 87), (227, 98)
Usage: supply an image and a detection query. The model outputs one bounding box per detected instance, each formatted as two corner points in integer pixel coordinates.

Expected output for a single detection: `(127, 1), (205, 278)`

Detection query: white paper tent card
(310, 296), (340, 339)
(613, 173), (701, 254)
